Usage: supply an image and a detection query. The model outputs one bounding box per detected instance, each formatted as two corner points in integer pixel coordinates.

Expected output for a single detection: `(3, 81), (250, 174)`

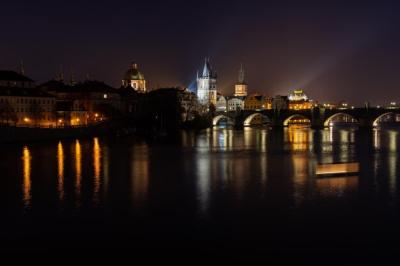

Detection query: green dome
(124, 62), (145, 80)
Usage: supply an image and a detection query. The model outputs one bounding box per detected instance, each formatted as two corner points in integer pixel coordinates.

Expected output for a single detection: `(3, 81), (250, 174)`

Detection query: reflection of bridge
(213, 108), (400, 128)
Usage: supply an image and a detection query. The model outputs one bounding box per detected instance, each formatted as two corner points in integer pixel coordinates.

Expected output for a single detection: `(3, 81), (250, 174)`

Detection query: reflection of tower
(234, 64), (248, 97)
(197, 58), (218, 105)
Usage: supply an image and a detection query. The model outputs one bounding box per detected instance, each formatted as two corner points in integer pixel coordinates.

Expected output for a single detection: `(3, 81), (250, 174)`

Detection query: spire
(70, 70), (76, 86)
(238, 63), (245, 84)
(58, 65), (64, 82)
(202, 57), (212, 77)
(132, 62), (138, 69)
(19, 60), (25, 75)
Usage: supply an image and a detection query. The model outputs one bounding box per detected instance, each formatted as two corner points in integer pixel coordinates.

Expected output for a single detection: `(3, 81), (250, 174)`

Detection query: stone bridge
(212, 107), (400, 128)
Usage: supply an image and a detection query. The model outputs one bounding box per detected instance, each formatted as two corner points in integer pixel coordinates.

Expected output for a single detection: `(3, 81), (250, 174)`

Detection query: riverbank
(0, 120), (134, 143)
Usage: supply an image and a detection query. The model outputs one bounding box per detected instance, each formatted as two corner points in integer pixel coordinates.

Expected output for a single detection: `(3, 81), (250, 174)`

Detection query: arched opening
(244, 113), (270, 127)
(212, 115), (234, 127)
(283, 114), (311, 127)
(373, 112), (400, 127)
(324, 113), (358, 127)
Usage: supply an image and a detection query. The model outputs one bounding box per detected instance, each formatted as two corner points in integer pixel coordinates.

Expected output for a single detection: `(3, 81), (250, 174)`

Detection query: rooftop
(39, 80), (117, 94)
(0, 86), (54, 98)
(0, 70), (34, 82)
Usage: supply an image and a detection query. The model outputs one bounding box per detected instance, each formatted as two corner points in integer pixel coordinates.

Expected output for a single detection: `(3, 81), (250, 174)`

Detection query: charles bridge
(213, 107), (400, 128)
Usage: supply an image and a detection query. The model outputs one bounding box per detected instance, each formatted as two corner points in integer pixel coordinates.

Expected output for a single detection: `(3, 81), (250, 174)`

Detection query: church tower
(197, 58), (217, 106)
(234, 64), (248, 97)
(122, 62), (147, 93)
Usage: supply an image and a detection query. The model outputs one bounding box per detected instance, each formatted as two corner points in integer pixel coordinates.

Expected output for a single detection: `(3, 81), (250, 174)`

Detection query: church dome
(124, 62), (145, 81)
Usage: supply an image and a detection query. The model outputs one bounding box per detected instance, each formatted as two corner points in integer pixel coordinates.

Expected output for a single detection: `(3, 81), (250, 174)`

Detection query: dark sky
(2, 0), (400, 105)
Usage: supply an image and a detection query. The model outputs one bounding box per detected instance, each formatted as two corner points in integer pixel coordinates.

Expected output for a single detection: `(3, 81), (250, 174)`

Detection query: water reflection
(57, 142), (65, 201)
(131, 144), (149, 208)
(196, 152), (211, 214)
(74, 140), (82, 206)
(287, 126), (310, 152)
(9, 128), (400, 218)
(93, 138), (101, 204)
(209, 128), (268, 152)
(22, 146), (31, 208)
(388, 131), (398, 196)
(212, 129), (234, 151)
(102, 144), (110, 198)
(292, 154), (311, 205)
(316, 176), (359, 197)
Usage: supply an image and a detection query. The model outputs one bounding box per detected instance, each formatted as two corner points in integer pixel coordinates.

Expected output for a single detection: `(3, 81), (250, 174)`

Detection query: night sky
(2, 0), (400, 105)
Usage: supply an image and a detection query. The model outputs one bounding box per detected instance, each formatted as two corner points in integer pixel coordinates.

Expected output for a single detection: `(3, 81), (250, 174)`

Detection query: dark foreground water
(1, 126), (400, 263)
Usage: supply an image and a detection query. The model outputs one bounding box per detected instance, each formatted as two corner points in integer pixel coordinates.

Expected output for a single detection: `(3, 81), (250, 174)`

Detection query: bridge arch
(212, 115), (234, 127)
(283, 114), (311, 126)
(244, 113), (270, 127)
(372, 112), (399, 127)
(324, 113), (358, 127)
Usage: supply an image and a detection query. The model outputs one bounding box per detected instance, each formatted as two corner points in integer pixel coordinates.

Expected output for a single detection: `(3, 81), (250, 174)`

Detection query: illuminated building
(122, 62), (147, 93)
(227, 97), (245, 111)
(338, 102), (349, 110)
(388, 102), (399, 109)
(263, 97), (273, 110)
(288, 89), (312, 110)
(216, 95), (227, 112)
(244, 93), (264, 111)
(196, 58), (218, 106)
(40, 80), (122, 126)
(0, 70), (56, 127)
(234, 64), (248, 97)
(322, 102), (337, 110)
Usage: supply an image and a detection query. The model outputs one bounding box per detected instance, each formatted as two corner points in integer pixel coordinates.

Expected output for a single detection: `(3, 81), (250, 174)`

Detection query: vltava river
(1, 127), (400, 262)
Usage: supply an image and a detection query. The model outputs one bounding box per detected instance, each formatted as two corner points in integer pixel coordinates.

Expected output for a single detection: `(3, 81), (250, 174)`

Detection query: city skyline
(2, 1), (400, 105)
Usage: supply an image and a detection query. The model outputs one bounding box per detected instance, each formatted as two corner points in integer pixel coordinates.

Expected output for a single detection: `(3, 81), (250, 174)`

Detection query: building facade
(288, 89), (312, 110)
(227, 97), (245, 112)
(216, 95), (227, 112)
(244, 94), (265, 111)
(0, 71), (56, 127)
(197, 58), (218, 106)
(40, 80), (122, 126)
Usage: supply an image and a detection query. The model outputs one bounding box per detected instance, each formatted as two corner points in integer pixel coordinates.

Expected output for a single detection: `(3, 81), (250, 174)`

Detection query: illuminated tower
(234, 64), (248, 97)
(122, 62), (147, 93)
(196, 58), (217, 106)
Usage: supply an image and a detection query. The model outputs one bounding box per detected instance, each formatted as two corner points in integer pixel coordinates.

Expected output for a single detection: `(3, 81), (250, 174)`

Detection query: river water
(1, 126), (400, 262)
